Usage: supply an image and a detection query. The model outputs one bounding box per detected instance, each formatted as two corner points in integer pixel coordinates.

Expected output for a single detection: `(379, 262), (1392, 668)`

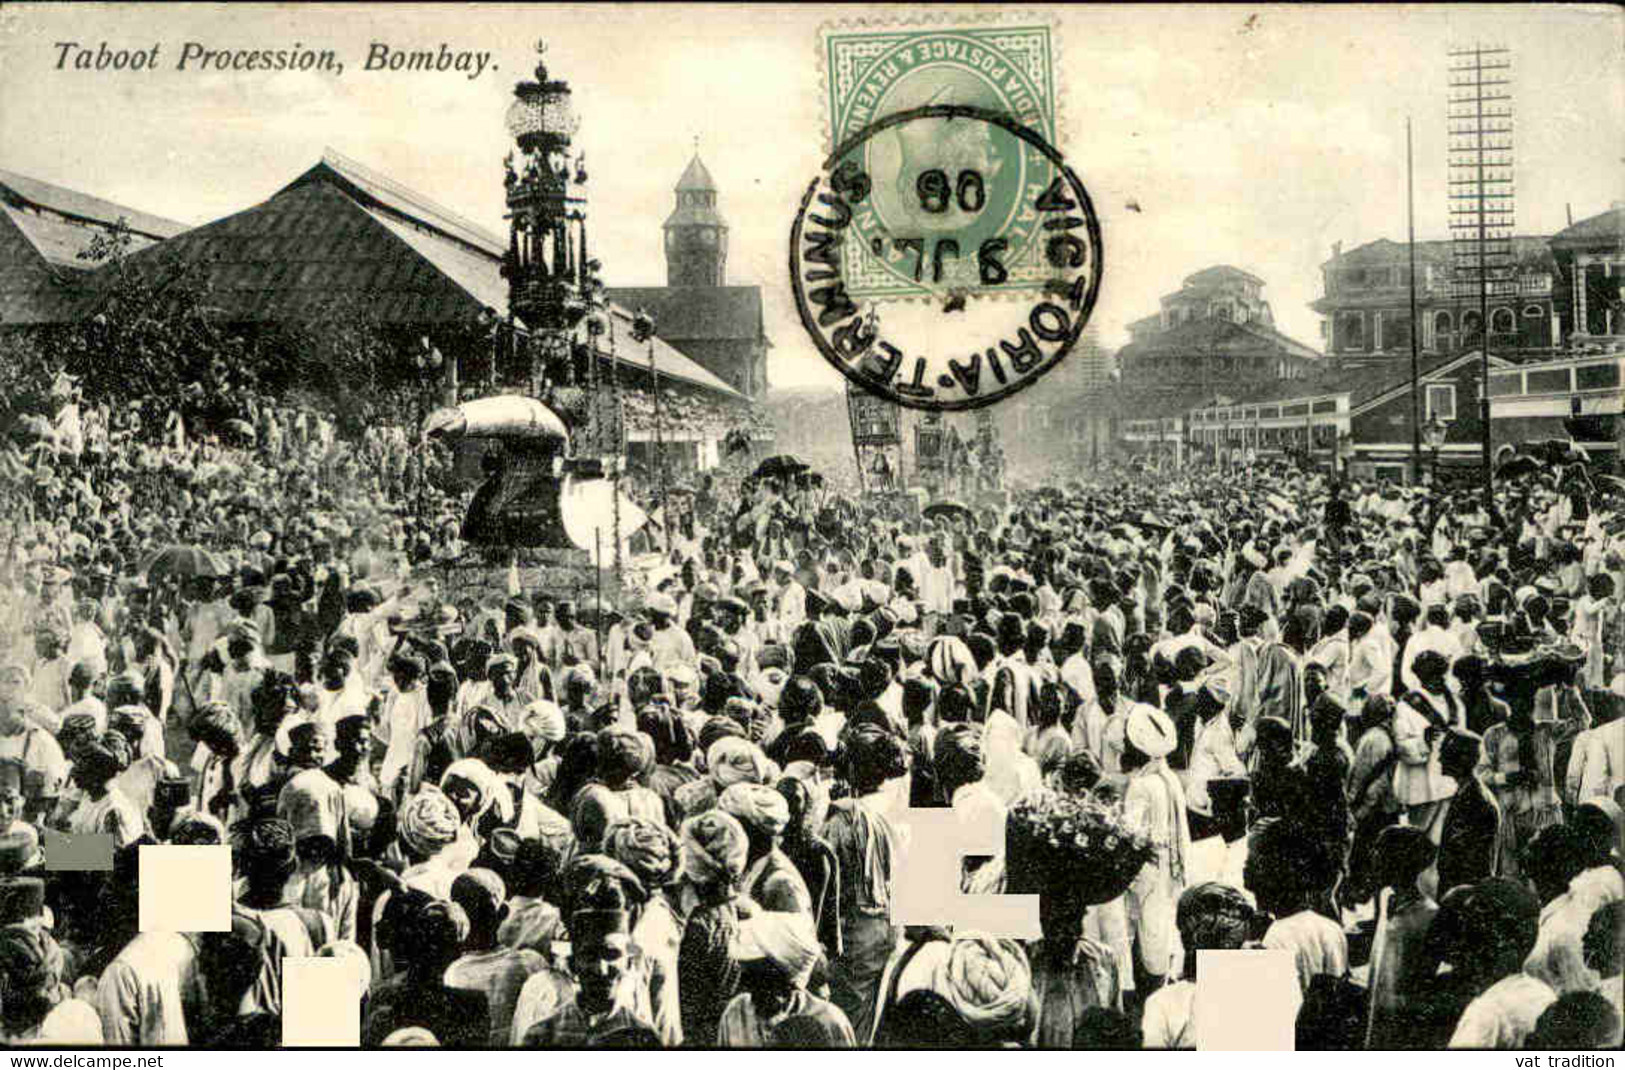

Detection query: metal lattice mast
(1448, 44), (1513, 509)
(609, 309), (623, 582)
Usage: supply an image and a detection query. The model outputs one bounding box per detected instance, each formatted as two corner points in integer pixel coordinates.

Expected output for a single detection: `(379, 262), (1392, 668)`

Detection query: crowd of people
(0, 371), (1622, 1050)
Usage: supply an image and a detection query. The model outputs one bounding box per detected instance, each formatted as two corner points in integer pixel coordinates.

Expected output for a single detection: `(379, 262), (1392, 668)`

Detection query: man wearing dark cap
(713, 594), (756, 679)
(234, 815), (332, 1017)
(550, 600), (598, 673)
(522, 855), (652, 1047)
(1435, 729), (1500, 898)
(825, 725), (910, 1041)
(1441, 878), (1554, 1048)
(983, 613), (1037, 730)
(935, 722), (1002, 874)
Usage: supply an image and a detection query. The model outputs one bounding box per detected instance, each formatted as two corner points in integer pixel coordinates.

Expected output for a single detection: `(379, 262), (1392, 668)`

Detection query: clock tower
(663, 153), (727, 287)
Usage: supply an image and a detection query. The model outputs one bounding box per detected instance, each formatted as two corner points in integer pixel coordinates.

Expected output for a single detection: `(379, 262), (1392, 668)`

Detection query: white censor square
(283, 957), (364, 1047)
(138, 844), (231, 933)
(1195, 949), (1300, 1051)
(892, 805), (1040, 937)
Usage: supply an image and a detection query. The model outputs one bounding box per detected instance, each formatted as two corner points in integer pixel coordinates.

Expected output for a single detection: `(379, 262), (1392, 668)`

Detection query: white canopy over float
(423, 395), (570, 445)
(422, 394), (647, 556)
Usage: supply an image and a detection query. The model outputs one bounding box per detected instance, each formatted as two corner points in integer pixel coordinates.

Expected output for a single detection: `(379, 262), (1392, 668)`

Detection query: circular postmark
(790, 104), (1102, 412)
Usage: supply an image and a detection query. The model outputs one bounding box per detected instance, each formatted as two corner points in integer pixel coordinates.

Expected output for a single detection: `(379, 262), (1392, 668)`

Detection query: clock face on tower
(699, 227), (716, 247)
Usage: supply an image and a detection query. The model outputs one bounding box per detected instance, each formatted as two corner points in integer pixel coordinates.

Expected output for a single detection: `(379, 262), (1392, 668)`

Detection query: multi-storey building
(1550, 204), (1624, 344)
(608, 154), (772, 401)
(1117, 266), (1320, 396)
(1310, 236), (1559, 366)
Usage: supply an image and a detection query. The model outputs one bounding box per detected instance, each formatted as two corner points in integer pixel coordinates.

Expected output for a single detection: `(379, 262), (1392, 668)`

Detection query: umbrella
(221, 418), (256, 444)
(1495, 455), (1541, 481)
(1133, 511), (1171, 534)
(751, 455), (810, 480)
(143, 544), (228, 581)
(923, 500), (975, 524)
(1526, 438), (1589, 466)
(1594, 474), (1625, 497)
(14, 414), (54, 441)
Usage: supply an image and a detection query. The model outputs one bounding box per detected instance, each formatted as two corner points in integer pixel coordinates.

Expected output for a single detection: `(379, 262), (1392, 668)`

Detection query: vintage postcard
(0, 1), (1621, 1056)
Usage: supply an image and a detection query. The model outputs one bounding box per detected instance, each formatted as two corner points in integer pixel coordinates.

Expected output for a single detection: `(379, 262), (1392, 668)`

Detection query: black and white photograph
(0, 1), (1620, 1054)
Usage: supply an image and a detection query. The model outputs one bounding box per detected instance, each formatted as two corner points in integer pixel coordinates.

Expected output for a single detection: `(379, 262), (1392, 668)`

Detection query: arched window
(1434, 310), (1452, 332)
(1491, 308), (1515, 334)
(1462, 311), (1483, 336)
(1523, 304), (1544, 318)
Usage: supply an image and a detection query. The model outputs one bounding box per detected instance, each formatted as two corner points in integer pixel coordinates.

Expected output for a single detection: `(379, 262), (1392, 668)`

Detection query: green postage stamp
(819, 16), (1061, 302)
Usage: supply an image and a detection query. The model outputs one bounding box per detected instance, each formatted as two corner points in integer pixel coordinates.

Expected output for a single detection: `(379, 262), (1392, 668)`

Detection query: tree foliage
(3, 216), (420, 438)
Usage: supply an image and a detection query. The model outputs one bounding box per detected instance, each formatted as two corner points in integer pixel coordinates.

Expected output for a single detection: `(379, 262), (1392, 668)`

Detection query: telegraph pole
(1448, 44), (1513, 512)
(1408, 117), (1422, 485)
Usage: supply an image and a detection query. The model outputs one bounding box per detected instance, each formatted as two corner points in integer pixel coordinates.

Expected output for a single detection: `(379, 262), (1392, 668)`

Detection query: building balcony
(1317, 273), (1553, 308)
(1429, 274), (1553, 299)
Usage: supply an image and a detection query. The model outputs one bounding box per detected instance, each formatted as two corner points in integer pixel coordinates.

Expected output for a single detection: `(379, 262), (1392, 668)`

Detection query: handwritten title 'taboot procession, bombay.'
(51, 41), (495, 80)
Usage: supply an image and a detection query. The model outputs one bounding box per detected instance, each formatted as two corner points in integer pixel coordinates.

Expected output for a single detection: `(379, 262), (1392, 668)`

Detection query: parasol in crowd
(923, 500), (975, 524)
(1526, 438), (1590, 466)
(1494, 454), (1541, 481)
(1133, 510), (1171, 534)
(221, 419), (257, 445)
(751, 455), (810, 480)
(143, 544), (228, 581)
(1594, 474), (1625, 497)
(14, 414), (55, 442)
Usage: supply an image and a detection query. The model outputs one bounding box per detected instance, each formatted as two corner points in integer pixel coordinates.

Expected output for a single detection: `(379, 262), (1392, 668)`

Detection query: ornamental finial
(534, 40), (549, 82)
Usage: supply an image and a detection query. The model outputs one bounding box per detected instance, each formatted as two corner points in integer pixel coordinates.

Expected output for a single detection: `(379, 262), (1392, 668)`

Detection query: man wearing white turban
(720, 911), (855, 1046)
(708, 736), (772, 792)
(869, 930), (1033, 1046)
(720, 782), (812, 916)
(1122, 703), (1192, 1005)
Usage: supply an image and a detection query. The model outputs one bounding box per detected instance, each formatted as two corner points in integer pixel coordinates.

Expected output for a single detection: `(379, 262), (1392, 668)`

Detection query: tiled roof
(1116, 316), (1320, 361)
(604, 285), (764, 342)
(1550, 206), (1624, 248)
(0, 168), (189, 242)
(365, 207), (514, 321)
(277, 149), (507, 258)
(78, 166), (740, 398)
(1, 202), (169, 272)
(1182, 264), (1263, 288)
(88, 180), (484, 324)
(1207, 350), (1505, 412)
(0, 206), (78, 324)
(1325, 236), (1554, 270)
(1115, 383), (1218, 420)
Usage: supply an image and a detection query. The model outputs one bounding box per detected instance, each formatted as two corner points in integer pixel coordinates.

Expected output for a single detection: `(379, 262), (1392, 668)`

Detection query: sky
(2, 3), (1620, 390)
